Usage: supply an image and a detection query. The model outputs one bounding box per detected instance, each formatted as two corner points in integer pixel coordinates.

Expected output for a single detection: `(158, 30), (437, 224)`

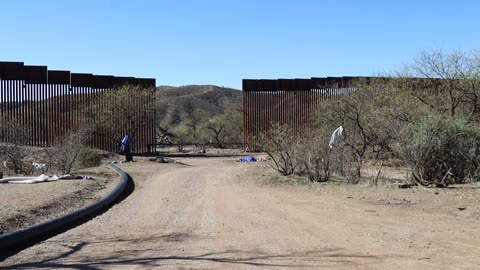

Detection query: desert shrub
(45, 128), (93, 174)
(314, 80), (402, 183)
(206, 108), (243, 147)
(329, 144), (365, 184)
(0, 119), (33, 175)
(398, 49), (480, 119)
(261, 124), (299, 176)
(73, 148), (102, 169)
(296, 132), (332, 182)
(398, 114), (480, 187)
(312, 76), (431, 183)
(171, 123), (190, 152)
(0, 144), (32, 175)
(262, 123), (372, 183)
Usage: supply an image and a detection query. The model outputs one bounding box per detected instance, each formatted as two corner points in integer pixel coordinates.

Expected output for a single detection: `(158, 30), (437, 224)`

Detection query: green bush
(398, 114), (480, 187)
(73, 148), (102, 170)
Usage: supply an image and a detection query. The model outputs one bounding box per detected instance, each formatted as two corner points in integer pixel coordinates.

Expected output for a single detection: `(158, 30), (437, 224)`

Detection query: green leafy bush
(398, 114), (480, 187)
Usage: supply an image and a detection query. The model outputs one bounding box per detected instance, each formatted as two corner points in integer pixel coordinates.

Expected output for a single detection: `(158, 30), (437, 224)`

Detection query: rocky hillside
(156, 85), (242, 125)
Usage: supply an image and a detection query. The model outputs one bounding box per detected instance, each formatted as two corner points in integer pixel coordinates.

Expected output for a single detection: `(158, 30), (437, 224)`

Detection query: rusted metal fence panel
(242, 77), (361, 148)
(0, 61), (156, 154)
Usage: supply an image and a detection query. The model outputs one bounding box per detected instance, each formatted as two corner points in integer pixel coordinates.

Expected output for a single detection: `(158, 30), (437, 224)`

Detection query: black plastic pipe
(0, 164), (128, 251)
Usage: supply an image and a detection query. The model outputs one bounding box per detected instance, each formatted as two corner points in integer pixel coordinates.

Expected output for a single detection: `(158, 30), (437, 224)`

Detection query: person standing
(120, 132), (133, 162)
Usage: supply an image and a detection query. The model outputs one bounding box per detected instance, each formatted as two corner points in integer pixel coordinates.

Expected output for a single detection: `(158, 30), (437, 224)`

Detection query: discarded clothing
(237, 156), (257, 162)
(57, 174), (94, 180)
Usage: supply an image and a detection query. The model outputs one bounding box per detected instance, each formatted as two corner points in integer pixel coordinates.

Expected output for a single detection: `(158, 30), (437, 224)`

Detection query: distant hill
(1, 85), (243, 130)
(156, 85), (242, 125)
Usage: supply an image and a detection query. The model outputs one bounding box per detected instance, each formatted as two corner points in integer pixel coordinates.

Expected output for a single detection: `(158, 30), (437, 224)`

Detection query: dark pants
(125, 152), (133, 162)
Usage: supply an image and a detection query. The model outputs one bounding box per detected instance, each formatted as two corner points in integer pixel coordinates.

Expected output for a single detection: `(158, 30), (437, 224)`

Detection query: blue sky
(0, 0), (478, 89)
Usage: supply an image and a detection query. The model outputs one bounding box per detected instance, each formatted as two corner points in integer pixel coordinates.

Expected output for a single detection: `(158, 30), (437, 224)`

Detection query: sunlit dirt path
(1, 157), (479, 269)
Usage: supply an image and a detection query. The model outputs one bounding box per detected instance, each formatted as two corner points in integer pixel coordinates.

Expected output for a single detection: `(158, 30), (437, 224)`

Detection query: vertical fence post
(243, 76), (366, 149)
(0, 62), (155, 154)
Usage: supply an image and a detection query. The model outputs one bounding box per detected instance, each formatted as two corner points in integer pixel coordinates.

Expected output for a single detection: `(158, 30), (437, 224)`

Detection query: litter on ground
(32, 163), (48, 170)
(0, 174), (94, 184)
(237, 156), (257, 162)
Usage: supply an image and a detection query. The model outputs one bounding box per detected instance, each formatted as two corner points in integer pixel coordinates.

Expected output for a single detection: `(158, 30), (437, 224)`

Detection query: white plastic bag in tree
(329, 126), (343, 148)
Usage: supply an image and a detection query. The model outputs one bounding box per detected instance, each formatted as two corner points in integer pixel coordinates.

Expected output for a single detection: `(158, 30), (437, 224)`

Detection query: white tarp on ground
(0, 174), (93, 184)
(0, 174), (57, 184)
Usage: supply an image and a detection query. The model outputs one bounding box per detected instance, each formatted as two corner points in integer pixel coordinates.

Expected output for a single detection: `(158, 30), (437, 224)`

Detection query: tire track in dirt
(1, 157), (480, 269)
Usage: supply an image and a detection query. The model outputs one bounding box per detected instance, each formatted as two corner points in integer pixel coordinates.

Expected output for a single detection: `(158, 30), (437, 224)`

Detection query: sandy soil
(1, 157), (480, 269)
(0, 167), (117, 235)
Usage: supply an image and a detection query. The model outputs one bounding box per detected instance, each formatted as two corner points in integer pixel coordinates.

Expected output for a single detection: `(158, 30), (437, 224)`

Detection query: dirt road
(1, 157), (480, 269)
